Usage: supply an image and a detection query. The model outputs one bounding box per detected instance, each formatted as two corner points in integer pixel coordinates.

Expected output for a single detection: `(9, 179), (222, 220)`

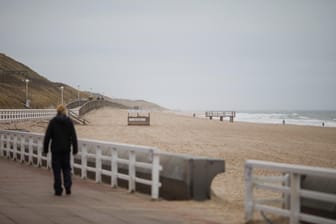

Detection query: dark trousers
(52, 152), (72, 193)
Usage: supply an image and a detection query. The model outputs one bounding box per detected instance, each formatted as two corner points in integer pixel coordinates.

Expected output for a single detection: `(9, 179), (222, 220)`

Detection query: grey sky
(1, 0), (336, 110)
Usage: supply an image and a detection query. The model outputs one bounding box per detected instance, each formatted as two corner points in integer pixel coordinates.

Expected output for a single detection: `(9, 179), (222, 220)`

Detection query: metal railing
(78, 100), (108, 116)
(0, 130), (162, 199)
(78, 100), (128, 117)
(66, 99), (88, 109)
(245, 160), (336, 224)
(68, 110), (88, 125)
(0, 109), (55, 123)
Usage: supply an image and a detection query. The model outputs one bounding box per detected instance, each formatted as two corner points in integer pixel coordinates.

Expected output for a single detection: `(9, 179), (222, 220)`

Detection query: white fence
(0, 130), (162, 199)
(245, 160), (336, 224)
(0, 109), (55, 123)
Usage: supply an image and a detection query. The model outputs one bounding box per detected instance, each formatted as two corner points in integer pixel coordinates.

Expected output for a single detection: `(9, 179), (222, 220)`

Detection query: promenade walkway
(0, 157), (226, 224)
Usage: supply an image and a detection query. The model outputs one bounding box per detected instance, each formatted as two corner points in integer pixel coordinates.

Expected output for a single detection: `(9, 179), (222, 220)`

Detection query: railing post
(13, 134), (18, 161)
(283, 173), (290, 210)
(111, 147), (118, 188)
(47, 151), (52, 169)
(81, 145), (87, 179)
(289, 173), (301, 224)
(28, 136), (33, 164)
(151, 152), (161, 199)
(0, 132), (4, 157)
(20, 134), (25, 163)
(245, 162), (254, 222)
(6, 133), (11, 159)
(129, 150), (136, 193)
(8, 133), (12, 158)
(70, 152), (74, 174)
(37, 138), (42, 167)
(96, 145), (102, 183)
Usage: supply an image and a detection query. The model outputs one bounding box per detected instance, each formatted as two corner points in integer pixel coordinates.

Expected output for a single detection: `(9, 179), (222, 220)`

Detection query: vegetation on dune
(0, 53), (165, 110)
(0, 53), (88, 109)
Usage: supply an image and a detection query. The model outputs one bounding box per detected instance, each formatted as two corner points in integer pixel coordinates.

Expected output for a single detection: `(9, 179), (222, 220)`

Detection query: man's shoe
(54, 192), (62, 196)
(66, 189), (71, 195)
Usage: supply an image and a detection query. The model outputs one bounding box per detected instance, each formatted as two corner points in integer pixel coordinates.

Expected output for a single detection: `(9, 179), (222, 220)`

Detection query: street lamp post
(60, 86), (64, 105)
(25, 79), (30, 107)
(77, 85), (80, 100)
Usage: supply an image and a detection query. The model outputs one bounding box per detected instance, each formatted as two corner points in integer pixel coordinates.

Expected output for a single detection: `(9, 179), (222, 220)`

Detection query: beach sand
(4, 108), (336, 223)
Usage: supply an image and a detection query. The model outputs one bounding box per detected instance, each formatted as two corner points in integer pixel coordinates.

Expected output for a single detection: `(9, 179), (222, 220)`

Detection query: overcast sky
(1, 0), (335, 111)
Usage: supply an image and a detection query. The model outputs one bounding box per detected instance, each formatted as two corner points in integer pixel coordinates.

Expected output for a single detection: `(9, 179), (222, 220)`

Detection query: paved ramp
(0, 158), (225, 224)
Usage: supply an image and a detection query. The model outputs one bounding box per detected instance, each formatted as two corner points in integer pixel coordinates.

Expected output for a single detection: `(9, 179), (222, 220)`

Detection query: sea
(235, 110), (336, 127)
(182, 110), (336, 128)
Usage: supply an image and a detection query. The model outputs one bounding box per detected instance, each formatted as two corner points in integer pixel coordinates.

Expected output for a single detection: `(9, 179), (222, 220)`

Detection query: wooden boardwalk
(0, 157), (225, 224)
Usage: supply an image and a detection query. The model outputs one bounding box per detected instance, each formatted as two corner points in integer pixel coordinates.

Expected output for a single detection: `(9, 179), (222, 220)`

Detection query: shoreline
(168, 110), (336, 128)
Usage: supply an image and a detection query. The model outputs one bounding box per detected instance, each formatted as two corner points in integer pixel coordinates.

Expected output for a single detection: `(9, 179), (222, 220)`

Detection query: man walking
(43, 104), (78, 196)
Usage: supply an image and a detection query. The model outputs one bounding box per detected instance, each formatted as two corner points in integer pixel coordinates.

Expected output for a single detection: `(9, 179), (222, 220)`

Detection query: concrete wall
(301, 175), (336, 220)
(158, 152), (225, 200)
(74, 151), (225, 201)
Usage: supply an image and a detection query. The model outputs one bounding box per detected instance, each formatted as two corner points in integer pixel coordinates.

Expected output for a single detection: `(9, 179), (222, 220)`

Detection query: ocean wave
(185, 111), (336, 127)
(235, 111), (336, 127)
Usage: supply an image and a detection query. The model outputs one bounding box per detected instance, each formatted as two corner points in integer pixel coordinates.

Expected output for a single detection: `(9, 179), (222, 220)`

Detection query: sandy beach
(4, 108), (336, 223)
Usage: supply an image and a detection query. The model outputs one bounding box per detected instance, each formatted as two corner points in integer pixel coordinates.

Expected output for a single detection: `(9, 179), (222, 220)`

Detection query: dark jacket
(43, 114), (78, 155)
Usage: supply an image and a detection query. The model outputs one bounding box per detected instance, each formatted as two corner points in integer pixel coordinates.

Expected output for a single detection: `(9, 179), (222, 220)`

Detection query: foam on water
(235, 111), (336, 127)
(184, 110), (336, 128)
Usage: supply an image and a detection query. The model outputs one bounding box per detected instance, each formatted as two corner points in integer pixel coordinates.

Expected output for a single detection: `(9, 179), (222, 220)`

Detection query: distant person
(193, 113), (196, 118)
(322, 122), (325, 127)
(282, 120), (285, 125)
(43, 104), (78, 196)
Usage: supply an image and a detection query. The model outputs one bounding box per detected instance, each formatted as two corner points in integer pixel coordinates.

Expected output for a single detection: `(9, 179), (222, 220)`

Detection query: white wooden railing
(0, 109), (56, 123)
(0, 130), (162, 199)
(245, 160), (336, 224)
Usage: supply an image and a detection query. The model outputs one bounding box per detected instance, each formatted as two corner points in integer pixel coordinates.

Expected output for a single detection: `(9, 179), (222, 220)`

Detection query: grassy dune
(0, 53), (87, 108)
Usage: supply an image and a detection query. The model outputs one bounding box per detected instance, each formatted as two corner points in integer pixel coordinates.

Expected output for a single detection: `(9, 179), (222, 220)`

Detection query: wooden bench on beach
(205, 111), (236, 122)
(128, 110), (150, 126)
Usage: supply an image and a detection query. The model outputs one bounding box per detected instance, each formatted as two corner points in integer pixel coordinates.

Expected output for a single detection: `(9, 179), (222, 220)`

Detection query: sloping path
(0, 158), (226, 224)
